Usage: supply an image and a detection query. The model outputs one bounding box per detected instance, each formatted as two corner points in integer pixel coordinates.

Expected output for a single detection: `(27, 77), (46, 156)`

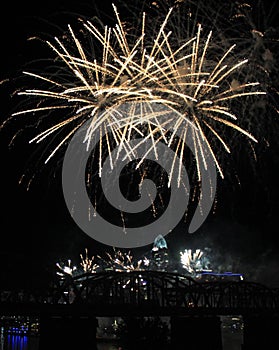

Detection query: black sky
(0, 0), (279, 288)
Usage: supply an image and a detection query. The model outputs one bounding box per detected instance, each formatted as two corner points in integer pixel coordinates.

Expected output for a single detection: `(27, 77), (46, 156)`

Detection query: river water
(0, 334), (243, 350)
(0, 315), (243, 350)
(0, 333), (243, 350)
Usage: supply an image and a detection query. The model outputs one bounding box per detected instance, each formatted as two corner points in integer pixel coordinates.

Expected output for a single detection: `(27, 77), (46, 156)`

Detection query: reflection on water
(0, 328), (117, 350)
(0, 335), (118, 350)
(0, 334), (39, 350)
(0, 327), (39, 350)
(6, 336), (28, 350)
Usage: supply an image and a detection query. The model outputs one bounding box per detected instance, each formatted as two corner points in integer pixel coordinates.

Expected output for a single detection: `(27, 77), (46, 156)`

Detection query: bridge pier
(39, 314), (98, 350)
(242, 314), (279, 350)
(170, 316), (223, 350)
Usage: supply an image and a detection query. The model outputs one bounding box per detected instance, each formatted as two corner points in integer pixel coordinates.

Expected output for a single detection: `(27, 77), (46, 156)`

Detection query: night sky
(0, 0), (279, 289)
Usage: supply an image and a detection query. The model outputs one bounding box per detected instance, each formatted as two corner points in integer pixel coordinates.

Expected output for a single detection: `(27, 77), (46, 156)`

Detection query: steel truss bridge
(0, 271), (279, 317)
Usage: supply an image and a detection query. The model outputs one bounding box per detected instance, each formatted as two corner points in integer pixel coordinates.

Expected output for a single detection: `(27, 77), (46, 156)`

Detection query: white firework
(8, 4), (265, 185)
(180, 248), (208, 274)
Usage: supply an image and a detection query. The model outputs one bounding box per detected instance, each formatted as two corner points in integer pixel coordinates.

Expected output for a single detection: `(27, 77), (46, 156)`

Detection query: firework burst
(80, 248), (99, 273)
(2, 2), (277, 244)
(56, 259), (78, 278)
(98, 248), (149, 271)
(180, 248), (210, 275)
(7, 4), (266, 185)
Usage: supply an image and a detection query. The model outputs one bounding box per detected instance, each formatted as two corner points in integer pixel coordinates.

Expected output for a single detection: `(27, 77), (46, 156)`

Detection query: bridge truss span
(0, 271), (279, 317)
